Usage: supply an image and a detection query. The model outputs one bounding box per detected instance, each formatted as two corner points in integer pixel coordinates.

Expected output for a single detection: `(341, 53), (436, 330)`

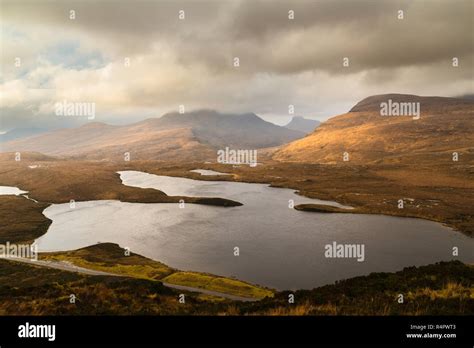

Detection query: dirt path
(2, 257), (119, 276)
(162, 282), (259, 302)
(1, 257), (260, 302)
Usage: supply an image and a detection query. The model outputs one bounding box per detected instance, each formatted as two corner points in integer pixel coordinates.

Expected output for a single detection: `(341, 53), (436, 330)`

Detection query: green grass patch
(40, 243), (273, 300)
(41, 254), (173, 280)
(163, 271), (273, 299)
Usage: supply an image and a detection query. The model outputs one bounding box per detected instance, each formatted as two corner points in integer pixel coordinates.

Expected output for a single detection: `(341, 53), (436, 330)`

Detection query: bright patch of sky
(42, 40), (106, 70)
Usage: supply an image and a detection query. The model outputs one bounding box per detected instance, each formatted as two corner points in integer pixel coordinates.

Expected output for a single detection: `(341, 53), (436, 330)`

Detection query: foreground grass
(0, 259), (471, 315)
(41, 243), (273, 300)
(237, 261), (474, 315)
(0, 258), (218, 315)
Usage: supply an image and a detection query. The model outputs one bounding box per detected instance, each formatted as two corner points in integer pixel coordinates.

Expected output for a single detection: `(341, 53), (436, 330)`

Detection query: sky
(0, 0), (472, 131)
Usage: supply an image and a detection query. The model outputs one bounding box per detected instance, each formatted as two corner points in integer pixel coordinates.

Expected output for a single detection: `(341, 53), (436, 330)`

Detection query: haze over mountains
(284, 116), (320, 134)
(273, 94), (474, 164)
(2, 94), (472, 164)
(0, 110), (304, 161)
(0, 128), (47, 143)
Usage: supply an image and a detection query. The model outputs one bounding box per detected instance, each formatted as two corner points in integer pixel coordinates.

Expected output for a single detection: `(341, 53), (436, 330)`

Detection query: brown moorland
(273, 94), (474, 165)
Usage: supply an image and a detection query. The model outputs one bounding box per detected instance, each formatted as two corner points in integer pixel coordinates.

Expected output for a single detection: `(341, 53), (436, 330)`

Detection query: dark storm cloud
(3, 0), (472, 74)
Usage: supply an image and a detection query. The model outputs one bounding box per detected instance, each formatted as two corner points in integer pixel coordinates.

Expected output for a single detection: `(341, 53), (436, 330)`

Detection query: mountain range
(2, 95), (472, 164)
(0, 110), (304, 161)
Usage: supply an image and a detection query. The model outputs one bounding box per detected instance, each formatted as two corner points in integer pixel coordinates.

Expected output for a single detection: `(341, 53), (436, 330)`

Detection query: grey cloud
(3, 0), (472, 75)
(1, 0), (472, 130)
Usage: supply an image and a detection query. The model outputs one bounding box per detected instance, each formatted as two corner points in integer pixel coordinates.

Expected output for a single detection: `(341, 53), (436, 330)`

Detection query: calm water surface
(35, 171), (474, 290)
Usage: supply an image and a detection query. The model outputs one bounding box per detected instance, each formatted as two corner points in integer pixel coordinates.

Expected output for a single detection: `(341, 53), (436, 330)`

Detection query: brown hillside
(273, 94), (474, 164)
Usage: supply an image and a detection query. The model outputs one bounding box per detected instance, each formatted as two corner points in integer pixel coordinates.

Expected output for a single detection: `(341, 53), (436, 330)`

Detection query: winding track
(1, 256), (260, 302)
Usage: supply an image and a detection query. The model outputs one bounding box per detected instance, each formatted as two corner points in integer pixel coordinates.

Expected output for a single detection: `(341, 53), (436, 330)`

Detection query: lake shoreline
(32, 170), (474, 291)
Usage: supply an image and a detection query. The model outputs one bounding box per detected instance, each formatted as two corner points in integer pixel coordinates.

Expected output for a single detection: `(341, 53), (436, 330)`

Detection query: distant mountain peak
(161, 109), (259, 120)
(162, 109), (219, 117)
(2, 109), (306, 160)
(284, 116), (320, 134)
